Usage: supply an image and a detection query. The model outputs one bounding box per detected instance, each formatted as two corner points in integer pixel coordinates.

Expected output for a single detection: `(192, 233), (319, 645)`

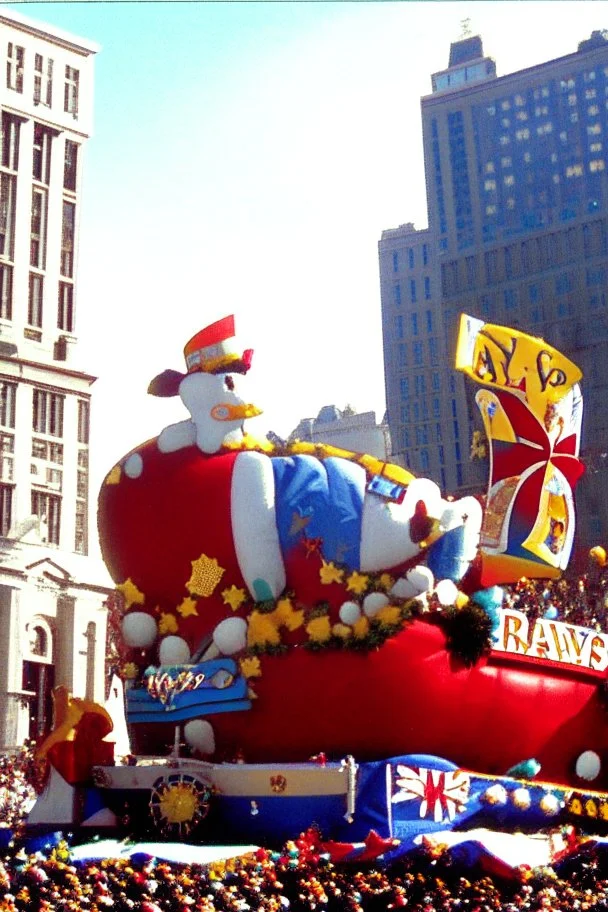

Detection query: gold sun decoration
(186, 554), (225, 597)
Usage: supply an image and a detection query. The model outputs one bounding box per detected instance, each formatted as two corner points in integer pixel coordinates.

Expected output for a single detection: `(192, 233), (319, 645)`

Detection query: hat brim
(148, 350), (254, 398)
(147, 369), (186, 397)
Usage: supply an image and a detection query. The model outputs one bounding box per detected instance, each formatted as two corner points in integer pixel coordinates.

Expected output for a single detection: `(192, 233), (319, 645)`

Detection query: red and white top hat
(148, 315), (253, 397)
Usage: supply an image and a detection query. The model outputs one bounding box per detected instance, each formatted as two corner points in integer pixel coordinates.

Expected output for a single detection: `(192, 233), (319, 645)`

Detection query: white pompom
(124, 453), (143, 479)
(575, 749), (601, 781)
(435, 578), (459, 606)
(122, 612), (157, 648)
(158, 635), (191, 665)
(363, 592), (390, 618)
(339, 601), (361, 625)
(213, 617), (248, 655)
(390, 565), (434, 600)
(184, 719), (215, 755)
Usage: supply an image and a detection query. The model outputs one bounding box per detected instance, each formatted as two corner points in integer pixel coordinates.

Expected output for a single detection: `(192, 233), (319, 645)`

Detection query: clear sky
(8, 0), (608, 493)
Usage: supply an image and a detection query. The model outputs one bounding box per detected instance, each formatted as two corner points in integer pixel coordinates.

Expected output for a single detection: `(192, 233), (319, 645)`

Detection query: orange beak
(210, 403), (263, 422)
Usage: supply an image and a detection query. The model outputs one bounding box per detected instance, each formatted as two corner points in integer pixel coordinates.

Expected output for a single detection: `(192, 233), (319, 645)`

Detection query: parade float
(28, 313), (608, 870)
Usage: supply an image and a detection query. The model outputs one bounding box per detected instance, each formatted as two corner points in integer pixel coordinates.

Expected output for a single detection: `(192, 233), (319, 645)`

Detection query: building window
(400, 377), (409, 399)
(411, 312), (418, 336)
(34, 54), (53, 107)
(426, 309), (433, 333)
(395, 314), (403, 339)
(58, 281), (73, 332)
(31, 490), (61, 545)
(6, 43), (24, 93)
(31, 438), (63, 464)
(392, 251), (398, 273)
(1, 112), (19, 173)
(76, 447), (88, 553)
(393, 283), (401, 307)
(33, 124), (52, 184)
(0, 381), (15, 428)
(410, 279), (417, 303)
(413, 341), (423, 365)
(408, 248), (414, 269)
(0, 483), (12, 535)
(77, 399), (90, 444)
(424, 277), (431, 300)
(0, 263), (12, 320)
(75, 498), (87, 555)
(32, 390), (64, 437)
(28, 273), (43, 327)
(64, 65), (79, 117)
(30, 188), (47, 269)
(0, 172), (16, 260)
(0, 432), (13, 482)
(63, 141), (78, 192)
(61, 201), (75, 277)
(422, 243), (429, 266)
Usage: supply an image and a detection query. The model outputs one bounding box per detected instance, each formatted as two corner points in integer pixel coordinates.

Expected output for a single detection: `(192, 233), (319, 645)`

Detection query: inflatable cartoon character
(99, 315), (592, 779)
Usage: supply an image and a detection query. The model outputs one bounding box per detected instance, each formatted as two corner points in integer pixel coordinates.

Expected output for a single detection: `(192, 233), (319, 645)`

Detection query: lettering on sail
(493, 608), (608, 674)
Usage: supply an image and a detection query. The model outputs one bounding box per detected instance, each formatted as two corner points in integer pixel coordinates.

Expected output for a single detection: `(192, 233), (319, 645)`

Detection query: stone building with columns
(0, 8), (112, 749)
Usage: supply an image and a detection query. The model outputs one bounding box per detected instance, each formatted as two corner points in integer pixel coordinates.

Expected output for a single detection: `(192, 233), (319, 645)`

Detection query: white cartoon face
(179, 371), (261, 453)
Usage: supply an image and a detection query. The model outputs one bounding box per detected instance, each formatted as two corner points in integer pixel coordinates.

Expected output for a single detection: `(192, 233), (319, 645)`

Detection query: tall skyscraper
(380, 29), (608, 549)
(0, 8), (111, 749)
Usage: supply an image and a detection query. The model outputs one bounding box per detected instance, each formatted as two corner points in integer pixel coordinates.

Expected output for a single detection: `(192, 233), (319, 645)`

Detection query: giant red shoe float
(99, 314), (606, 793)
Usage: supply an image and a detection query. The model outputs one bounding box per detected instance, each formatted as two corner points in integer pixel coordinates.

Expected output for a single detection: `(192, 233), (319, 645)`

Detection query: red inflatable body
(99, 439), (608, 791)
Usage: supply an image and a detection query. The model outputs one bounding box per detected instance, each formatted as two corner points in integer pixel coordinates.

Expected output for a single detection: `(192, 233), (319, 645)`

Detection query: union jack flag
(391, 764), (470, 823)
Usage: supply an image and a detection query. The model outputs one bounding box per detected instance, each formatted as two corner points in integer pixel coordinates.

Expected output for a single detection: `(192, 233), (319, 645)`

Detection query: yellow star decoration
(121, 662), (139, 680)
(158, 612), (179, 635)
(116, 578), (145, 609)
(332, 623), (352, 640)
(376, 605), (402, 627)
(239, 656), (262, 679)
(274, 597), (304, 631)
(353, 616), (370, 639)
(186, 553), (225, 597)
(306, 615), (332, 644)
(105, 465), (121, 485)
(222, 586), (247, 612)
(177, 597), (199, 618)
(377, 572), (395, 592)
(319, 560), (344, 586)
(346, 571), (370, 595)
(247, 611), (281, 649)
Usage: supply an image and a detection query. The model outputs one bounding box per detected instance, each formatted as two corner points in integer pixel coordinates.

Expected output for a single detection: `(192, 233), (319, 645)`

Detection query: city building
(380, 30), (608, 547)
(287, 405), (391, 460)
(0, 8), (111, 749)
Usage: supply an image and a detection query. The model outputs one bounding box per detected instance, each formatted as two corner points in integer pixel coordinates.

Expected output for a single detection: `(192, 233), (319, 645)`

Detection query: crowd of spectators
(0, 829), (602, 910)
(499, 549), (608, 630)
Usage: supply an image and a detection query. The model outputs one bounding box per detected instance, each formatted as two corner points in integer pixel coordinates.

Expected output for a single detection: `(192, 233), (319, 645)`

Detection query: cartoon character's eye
(224, 375), (235, 391)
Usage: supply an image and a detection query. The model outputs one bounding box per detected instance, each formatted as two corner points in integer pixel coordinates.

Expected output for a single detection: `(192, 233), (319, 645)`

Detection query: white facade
(0, 9), (111, 749)
(289, 406), (391, 461)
